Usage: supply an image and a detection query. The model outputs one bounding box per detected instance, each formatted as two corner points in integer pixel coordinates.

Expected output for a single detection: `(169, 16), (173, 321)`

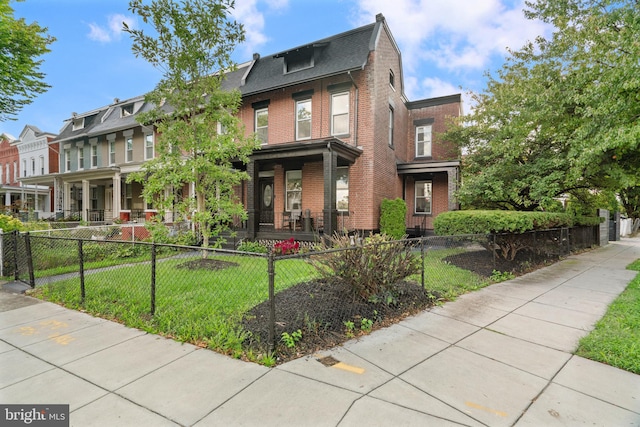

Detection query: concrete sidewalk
(1, 239), (640, 426)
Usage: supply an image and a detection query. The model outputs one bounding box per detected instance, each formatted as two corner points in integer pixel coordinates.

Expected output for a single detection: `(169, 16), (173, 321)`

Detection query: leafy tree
(0, 0), (55, 121)
(445, 0), (639, 211)
(125, 0), (260, 252)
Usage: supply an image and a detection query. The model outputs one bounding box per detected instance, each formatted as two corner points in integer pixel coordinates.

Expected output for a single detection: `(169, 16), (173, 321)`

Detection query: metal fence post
(12, 230), (19, 281)
(150, 243), (156, 315)
(268, 252), (276, 353)
(0, 229), (4, 278)
(421, 237), (426, 289)
(78, 239), (85, 304)
(24, 233), (35, 288)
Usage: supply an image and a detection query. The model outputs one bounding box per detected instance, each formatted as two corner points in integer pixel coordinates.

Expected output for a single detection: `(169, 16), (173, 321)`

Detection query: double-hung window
(416, 125), (432, 157)
(286, 170), (302, 211)
(415, 181), (432, 214)
(78, 147), (85, 170)
(91, 145), (98, 167)
(39, 156), (45, 175)
(64, 150), (71, 172)
(22, 159), (27, 177)
(336, 167), (349, 211)
(144, 134), (154, 160)
(296, 99), (311, 140)
(255, 108), (268, 144)
(331, 92), (349, 135)
(126, 137), (133, 162)
(109, 141), (116, 165)
(388, 106), (394, 147)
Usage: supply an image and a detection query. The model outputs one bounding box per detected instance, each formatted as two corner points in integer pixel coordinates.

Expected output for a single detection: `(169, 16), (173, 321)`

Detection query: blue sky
(1, 0), (551, 139)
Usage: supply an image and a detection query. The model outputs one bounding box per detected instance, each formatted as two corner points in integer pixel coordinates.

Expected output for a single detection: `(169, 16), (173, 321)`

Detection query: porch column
(63, 182), (71, 214)
(54, 177), (62, 214)
(112, 173), (121, 219)
(447, 167), (459, 211)
(323, 148), (338, 238)
(5, 190), (11, 207)
(82, 179), (90, 222)
(246, 159), (259, 239)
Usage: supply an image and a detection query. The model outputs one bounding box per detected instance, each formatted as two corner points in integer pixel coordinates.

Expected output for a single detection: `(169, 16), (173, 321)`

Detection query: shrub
(312, 233), (420, 300)
(433, 210), (573, 235)
(0, 214), (24, 232)
(237, 240), (268, 254)
(273, 237), (300, 255)
(380, 198), (407, 239)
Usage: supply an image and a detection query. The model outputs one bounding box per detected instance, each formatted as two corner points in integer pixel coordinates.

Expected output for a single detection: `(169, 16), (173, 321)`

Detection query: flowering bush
(0, 214), (24, 232)
(273, 237), (300, 255)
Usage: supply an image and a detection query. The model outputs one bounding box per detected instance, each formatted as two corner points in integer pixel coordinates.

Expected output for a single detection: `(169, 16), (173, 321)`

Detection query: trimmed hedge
(434, 210), (575, 235)
(380, 198), (407, 239)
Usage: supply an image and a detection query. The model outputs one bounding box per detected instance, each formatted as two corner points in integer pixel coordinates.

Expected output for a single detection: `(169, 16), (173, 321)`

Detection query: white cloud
(87, 13), (136, 43)
(231, 0), (289, 58)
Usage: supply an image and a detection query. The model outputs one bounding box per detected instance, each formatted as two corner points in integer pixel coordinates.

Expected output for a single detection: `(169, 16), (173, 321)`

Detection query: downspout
(347, 71), (358, 147)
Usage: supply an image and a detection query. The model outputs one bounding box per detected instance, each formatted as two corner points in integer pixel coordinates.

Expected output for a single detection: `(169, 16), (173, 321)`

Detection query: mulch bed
(239, 248), (558, 364)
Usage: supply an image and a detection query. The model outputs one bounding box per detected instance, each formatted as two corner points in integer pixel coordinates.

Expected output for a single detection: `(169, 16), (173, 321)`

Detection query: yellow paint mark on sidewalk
(331, 362), (365, 374)
(49, 333), (76, 346)
(465, 401), (508, 418)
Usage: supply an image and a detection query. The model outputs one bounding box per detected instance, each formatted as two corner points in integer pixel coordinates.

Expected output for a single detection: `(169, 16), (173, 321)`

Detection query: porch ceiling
(250, 138), (362, 165)
(396, 160), (460, 174)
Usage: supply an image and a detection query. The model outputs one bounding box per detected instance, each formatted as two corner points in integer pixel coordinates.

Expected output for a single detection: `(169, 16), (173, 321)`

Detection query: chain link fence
(1, 225), (598, 362)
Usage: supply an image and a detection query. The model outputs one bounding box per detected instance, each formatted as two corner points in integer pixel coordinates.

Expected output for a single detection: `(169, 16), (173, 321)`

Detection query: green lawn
(31, 246), (492, 362)
(33, 254), (319, 357)
(575, 259), (640, 375)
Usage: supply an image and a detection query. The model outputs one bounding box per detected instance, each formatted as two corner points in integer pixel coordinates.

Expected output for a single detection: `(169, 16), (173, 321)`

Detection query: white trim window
(255, 108), (268, 144)
(13, 161), (17, 182)
(126, 137), (133, 162)
(22, 159), (27, 177)
(144, 133), (154, 160)
(336, 167), (349, 211)
(295, 99), (311, 140)
(91, 145), (98, 167)
(109, 141), (116, 165)
(388, 106), (394, 147)
(64, 149), (71, 172)
(415, 181), (432, 214)
(285, 170), (302, 211)
(39, 156), (45, 175)
(5, 164), (9, 184)
(331, 92), (349, 136)
(416, 125), (432, 157)
(78, 147), (85, 170)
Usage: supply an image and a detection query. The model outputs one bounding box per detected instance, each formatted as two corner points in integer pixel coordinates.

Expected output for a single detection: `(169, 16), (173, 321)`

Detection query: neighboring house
(14, 125), (58, 219)
(49, 13), (461, 238)
(51, 96), (157, 222)
(0, 133), (21, 212)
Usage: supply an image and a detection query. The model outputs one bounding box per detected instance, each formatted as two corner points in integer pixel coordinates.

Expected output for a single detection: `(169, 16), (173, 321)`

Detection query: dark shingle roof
(239, 22), (377, 96)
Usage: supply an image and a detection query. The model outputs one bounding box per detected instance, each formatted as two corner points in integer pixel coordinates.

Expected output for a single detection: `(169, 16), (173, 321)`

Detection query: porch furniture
(283, 209), (302, 230)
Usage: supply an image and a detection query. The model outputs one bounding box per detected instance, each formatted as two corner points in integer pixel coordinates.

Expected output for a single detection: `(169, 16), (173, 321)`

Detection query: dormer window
(276, 44), (325, 74)
(286, 53), (313, 73)
(72, 117), (84, 131)
(121, 104), (134, 117)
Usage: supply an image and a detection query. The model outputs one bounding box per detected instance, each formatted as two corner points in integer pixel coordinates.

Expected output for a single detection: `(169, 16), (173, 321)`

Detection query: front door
(259, 177), (274, 227)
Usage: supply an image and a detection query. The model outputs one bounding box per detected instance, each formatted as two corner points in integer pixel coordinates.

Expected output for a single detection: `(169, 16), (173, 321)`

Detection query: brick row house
(29, 14), (462, 239)
(0, 127), (58, 219)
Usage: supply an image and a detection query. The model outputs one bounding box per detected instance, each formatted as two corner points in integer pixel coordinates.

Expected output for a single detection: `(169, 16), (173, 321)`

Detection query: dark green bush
(380, 198), (407, 239)
(434, 210), (574, 235)
(312, 233), (420, 300)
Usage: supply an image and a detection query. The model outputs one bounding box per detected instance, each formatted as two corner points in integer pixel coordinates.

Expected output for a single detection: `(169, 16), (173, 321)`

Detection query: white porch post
(113, 173), (121, 219)
(5, 190), (11, 207)
(63, 182), (70, 214)
(82, 179), (90, 222)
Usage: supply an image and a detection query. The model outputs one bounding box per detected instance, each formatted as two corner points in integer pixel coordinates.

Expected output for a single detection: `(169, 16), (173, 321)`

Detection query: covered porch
(243, 138), (361, 241)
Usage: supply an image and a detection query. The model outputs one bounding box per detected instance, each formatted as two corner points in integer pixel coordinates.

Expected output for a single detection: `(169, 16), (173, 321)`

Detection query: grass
(575, 259), (640, 375)
(31, 254), (319, 358)
(408, 248), (491, 300)
(30, 246), (491, 361)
